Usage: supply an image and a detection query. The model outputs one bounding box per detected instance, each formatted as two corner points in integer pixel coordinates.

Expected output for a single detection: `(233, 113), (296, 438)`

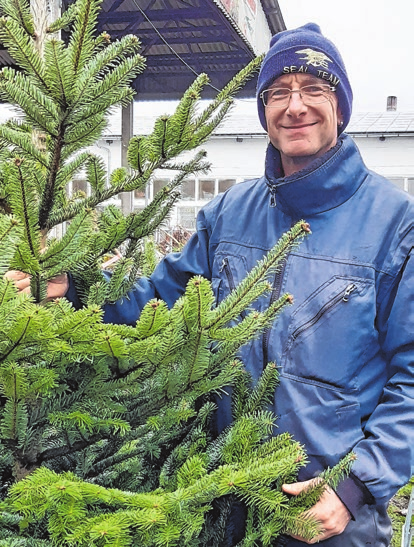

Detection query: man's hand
(282, 479), (351, 544)
(4, 270), (69, 301)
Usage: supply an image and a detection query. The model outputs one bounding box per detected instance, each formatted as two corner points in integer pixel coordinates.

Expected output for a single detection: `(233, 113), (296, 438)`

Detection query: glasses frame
(260, 84), (336, 109)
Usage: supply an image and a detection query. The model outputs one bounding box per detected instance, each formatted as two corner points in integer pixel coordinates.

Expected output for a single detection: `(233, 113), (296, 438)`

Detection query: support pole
(120, 101), (134, 215)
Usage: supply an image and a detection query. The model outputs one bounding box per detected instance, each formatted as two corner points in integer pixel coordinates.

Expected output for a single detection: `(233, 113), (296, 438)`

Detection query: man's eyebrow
(272, 76), (324, 88)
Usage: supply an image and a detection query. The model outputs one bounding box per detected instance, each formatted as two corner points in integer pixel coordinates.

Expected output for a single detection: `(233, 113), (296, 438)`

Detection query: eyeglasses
(260, 84), (336, 108)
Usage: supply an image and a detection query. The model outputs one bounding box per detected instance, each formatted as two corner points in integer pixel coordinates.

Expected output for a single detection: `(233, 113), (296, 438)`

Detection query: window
(388, 177), (414, 194)
(218, 178), (236, 193)
(180, 179), (195, 200)
(199, 179), (215, 200)
(72, 178), (88, 197)
(388, 177), (405, 191)
(153, 178), (169, 196)
(178, 206), (196, 229)
(134, 188), (145, 199)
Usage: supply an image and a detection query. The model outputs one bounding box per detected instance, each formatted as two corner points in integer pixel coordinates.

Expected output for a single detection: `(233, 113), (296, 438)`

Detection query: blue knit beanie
(257, 23), (352, 134)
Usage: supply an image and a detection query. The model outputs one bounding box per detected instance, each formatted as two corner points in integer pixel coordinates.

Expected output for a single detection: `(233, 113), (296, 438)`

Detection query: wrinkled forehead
(269, 72), (326, 88)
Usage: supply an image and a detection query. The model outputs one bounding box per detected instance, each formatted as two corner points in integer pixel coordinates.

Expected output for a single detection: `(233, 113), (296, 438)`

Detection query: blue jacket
(82, 134), (414, 541)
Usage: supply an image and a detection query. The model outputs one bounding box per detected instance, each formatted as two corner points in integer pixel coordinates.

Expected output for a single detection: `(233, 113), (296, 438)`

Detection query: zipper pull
(269, 187), (277, 207)
(343, 283), (357, 302)
(219, 257), (227, 273)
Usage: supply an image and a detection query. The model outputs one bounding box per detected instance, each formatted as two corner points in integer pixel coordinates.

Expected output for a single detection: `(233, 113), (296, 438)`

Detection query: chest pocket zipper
(219, 257), (247, 320)
(291, 283), (357, 341)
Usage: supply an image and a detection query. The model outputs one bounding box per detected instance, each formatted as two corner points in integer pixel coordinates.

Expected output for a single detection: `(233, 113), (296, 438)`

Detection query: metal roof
(347, 112), (414, 135)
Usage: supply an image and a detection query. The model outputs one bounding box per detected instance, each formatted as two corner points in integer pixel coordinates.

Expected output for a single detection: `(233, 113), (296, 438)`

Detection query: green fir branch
(39, 208), (95, 275)
(0, 125), (48, 167)
(38, 126), (64, 229)
(0, 69), (59, 135)
(0, 0), (33, 36)
(6, 159), (41, 267)
(68, 0), (101, 75)
(43, 38), (74, 106)
(54, 151), (91, 191)
(0, 17), (46, 89)
(85, 154), (106, 192)
(69, 34), (142, 116)
(63, 113), (107, 146)
(47, 0), (79, 33)
(0, 216), (23, 275)
(197, 55), (263, 127)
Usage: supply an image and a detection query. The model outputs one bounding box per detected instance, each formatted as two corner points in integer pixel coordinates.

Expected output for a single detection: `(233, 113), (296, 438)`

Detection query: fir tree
(0, 0), (354, 544)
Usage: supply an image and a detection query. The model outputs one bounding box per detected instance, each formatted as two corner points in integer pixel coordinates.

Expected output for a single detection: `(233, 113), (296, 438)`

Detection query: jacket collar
(264, 134), (367, 217)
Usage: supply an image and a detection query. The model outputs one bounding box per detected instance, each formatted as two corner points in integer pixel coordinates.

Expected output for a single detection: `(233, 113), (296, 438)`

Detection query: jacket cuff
(334, 472), (375, 520)
(65, 273), (83, 310)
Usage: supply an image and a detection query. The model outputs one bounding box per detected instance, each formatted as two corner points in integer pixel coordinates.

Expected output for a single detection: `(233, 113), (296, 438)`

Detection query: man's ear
(337, 106), (343, 126)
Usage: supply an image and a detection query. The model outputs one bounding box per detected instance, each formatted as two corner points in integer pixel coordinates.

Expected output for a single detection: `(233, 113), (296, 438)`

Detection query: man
(9, 23), (414, 546)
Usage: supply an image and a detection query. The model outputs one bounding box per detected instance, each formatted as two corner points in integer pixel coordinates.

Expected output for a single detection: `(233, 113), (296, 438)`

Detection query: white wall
(85, 131), (414, 230)
(352, 136), (414, 178)
(197, 135), (268, 179)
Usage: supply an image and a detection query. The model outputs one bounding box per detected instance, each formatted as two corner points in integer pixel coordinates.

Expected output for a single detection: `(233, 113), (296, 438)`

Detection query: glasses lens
(301, 85), (331, 105)
(263, 88), (291, 107)
(263, 84), (333, 108)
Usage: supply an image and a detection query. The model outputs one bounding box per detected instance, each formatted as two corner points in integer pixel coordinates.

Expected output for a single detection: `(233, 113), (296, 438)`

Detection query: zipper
(219, 257), (247, 320)
(291, 283), (357, 341)
(269, 186), (277, 207)
(262, 256), (288, 368)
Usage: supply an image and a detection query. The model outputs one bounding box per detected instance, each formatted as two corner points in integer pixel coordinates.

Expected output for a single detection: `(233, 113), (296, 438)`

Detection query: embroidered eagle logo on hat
(296, 48), (332, 69)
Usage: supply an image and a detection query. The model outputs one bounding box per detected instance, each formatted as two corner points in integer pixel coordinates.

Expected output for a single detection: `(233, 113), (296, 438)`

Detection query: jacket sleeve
(66, 207), (213, 326)
(349, 232), (414, 505)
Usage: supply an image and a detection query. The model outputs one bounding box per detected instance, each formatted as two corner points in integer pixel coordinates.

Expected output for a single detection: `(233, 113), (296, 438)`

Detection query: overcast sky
(277, 0), (414, 112)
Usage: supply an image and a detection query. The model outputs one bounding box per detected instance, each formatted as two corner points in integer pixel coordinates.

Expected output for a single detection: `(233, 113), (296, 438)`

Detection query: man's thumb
(282, 479), (313, 496)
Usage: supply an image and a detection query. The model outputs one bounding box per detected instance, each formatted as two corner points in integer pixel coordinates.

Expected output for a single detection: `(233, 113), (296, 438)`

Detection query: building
(84, 101), (414, 230)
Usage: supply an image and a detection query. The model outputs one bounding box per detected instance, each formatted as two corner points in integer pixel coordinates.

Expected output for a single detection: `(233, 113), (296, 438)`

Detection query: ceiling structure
(61, 0), (286, 99)
(0, 1), (286, 98)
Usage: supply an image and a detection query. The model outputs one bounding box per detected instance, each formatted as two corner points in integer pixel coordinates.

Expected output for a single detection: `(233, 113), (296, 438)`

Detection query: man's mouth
(283, 122), (317, 129)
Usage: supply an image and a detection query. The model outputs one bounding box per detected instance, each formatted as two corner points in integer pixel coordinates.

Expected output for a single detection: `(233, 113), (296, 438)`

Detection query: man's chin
(281, 145), (317, 159)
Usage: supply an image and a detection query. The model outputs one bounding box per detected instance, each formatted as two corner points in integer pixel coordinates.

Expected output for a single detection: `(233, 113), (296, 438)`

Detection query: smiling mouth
(283, 122), (317, 129)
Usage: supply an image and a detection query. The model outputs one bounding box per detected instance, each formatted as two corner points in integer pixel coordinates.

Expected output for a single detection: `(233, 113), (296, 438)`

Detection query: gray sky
(277, 0), (414, 112)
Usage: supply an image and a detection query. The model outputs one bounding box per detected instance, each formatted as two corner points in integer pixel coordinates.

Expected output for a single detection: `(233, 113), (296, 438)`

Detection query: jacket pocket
(277, 373), (364, 464)
(282, 275), (375, 389)
(212, 252), (249, 318)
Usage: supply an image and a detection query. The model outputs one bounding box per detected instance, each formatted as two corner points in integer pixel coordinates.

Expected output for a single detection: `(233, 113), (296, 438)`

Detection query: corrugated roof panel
(348, 112), (414, 133)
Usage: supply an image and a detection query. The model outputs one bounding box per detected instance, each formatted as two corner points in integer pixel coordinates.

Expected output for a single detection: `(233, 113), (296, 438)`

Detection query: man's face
(264, 73), (342, 176)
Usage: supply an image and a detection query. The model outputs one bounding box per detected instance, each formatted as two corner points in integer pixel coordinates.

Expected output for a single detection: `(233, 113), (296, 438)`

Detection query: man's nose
(286, 90), (308, 114)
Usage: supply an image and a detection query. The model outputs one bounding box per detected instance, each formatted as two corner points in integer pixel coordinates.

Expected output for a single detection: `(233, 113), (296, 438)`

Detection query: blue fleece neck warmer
(256, 23), (352, 134)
